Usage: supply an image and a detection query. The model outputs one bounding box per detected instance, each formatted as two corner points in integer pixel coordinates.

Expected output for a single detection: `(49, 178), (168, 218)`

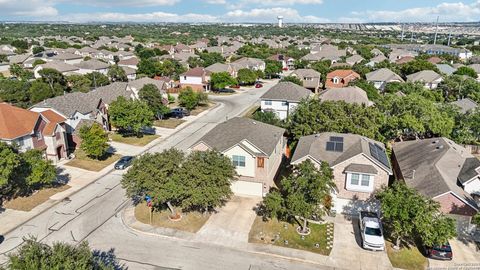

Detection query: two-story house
(290, 69), (322, 93)
(406, 70), (443, 89)
(179, 67), (210, 92)
(366, 68), (404, 90)
(260, 82), (311, 120)
(325, 70), (360, 88)
(291, 132), (393, 214)
(190, 117), (286, 197)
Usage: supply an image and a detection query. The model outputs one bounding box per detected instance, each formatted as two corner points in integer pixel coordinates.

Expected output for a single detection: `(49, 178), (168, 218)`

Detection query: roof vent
(252, 121), (256, 125)
(432, 140), (439, 144)
(436, 145), (444, 150)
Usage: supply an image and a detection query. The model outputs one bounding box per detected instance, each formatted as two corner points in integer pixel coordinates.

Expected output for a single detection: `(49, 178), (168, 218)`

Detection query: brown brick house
(325, 70), (360, 88)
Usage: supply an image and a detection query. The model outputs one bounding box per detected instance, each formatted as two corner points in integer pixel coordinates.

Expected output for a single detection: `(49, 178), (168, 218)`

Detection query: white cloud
(242, 0), (323, 5)
(225, 7), (329, 23)
(347, 1), (480, 22)
(59, 11), (219, 23)
(205, 0), (227, 4)
(72, 0), (181, 7)
(0, 0), (58, 17)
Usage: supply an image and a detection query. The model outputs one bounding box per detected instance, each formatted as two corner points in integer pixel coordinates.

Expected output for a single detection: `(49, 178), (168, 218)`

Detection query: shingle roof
(52, 52), (82, 60)
(291, 69), (321, 78)
(74, 59), (109, 70)
(436, 64), (457, 75)
(0, 103), (40, 140)
(344, 163), (378, 175)
(40, 109), (66, 135)
(128, 77), (165, 92)
(319, 86), (372, 106)
(326, 69), (360, 79)
(291, 132), (392, 174)
(260, 82), (311, 102)
(39, 61), (79, 73)
(181, 67), (205, 77)
(458, 158), (480, 184)
(393, 138), (479, 208)
(451, 98), (478, 114)
(193, 117), (285, 156)
(406, 70), (442, 83)
(205, 63), (232, 74)
(366, 68), (404, 83)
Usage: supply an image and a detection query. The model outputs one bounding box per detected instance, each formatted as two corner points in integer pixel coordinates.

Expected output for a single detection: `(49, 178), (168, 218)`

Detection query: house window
(265, 100), (272, 106)
(257, 157), (265, 168)
(183, 76), (187, 80)
(35, 131), (43, 140)
(346, 172), (374, 193)
(333, 77), (339, 84)
(282, 101), (288, 106)
(16, 137), (25, 147)
(232, 155), (246, 167)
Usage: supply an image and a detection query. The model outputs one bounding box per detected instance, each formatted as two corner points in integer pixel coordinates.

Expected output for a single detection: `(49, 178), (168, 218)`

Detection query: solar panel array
(326, 136), (344, 152)
(369, 142), (390, 168)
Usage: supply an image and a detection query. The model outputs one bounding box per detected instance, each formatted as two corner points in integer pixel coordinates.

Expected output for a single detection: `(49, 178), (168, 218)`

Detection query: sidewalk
(0, 102), (219, 236)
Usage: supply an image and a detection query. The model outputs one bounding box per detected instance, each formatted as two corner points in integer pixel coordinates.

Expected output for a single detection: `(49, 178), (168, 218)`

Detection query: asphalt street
(0, 81), (331, 270)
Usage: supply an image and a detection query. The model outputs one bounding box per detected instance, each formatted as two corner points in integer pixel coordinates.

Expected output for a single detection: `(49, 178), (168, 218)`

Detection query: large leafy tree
(85, 72), (110, 88)
(21, 150), (56, 190)
(288, 99), (385, 141)
(180, 150), (236, 212)
(264, 60), (282, 78)
(280, 76), (303, 86)
(107, 65), (127, 82)
(252, 111), (284, 127)
(264, 160), (334, 233)
(6, 238), (122, 270)
(109, 97), (154, 135)
(399, 59), (439, 77)
(237, 68), (258, 85)
(377, 183), (457, 248)
(210, 72), (237, 90)
(38, 68), (67, 93)
(454, 66), (477, 78)
(79, 123), (109, 159)
(0, 142), (21, 189)
(138, 84), (169, 119)
(68, 75), (92, 93)
(438, 75), (480, 103)
(28, 80), (57, 104)
(349, 79), (381, 102)
(122, 149), (185, 214)
(452, 109), (480, 145)
(178, 87), (208, 110)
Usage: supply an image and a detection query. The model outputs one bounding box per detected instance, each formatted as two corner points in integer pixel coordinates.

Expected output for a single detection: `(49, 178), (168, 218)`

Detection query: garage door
(231, 181), (263, 197)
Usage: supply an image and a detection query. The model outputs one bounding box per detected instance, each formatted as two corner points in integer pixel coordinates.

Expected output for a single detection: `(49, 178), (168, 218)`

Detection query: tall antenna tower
(401, 24), (405, 41)
(433, 16), (439, 45)
(447, 31), (452, 46)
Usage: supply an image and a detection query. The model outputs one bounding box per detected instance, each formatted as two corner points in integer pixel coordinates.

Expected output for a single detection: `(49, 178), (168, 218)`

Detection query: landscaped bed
(385, 240), (428, 270)
(65, 150), (121, 172)
(134, 202), (211, 233)
(109, 133), (160, 146)
(153, 118), (186, 129)
(4, 185), (71, 212)
(249, 216), (333, 255)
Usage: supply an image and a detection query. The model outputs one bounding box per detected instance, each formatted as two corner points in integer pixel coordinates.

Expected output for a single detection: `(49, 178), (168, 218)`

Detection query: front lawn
(134, 203), (210, 233)
(249, 216), (332, 255)
(109, 133), (160, 147)
(190, 101), (216, 116)
(243, 105), (260, 118)
(65, 150), (121, 172)
(386, 240), (428, 270)
(153, 118), (186, 129)
(4, 185), (71, 212)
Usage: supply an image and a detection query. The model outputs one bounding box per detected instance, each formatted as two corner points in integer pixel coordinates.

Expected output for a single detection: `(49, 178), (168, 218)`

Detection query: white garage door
(231, 181), (263, 197)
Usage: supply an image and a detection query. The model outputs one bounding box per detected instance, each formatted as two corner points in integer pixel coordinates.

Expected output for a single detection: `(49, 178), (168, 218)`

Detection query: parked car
(169, 107), (190, 118)
(214, 88), (235, 93)
(140, 126), (156, 135)
(255, 83), (263, 88)
(359, 211), (385, 251)
(115, 156), (134, 170)
(231, 85), (240, 89)
(426, 243), (453, 260)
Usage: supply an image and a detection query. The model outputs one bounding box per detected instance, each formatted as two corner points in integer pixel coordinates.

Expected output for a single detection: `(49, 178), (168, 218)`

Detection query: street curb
(120, 206), (337, 269)
(1, 102), (223, 236)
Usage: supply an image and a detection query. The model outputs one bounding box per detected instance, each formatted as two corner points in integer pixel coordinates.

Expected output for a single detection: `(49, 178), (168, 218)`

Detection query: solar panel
(369, 142), (390, 168)
(330, 136), (344, 142)
(326, 142), (335, 151)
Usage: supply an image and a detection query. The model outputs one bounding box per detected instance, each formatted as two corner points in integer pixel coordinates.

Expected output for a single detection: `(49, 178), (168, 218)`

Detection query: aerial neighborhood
(0, 21), (480, 270)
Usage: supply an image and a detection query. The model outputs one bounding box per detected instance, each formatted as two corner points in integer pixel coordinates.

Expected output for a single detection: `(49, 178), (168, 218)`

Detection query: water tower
(277, 16), (284, 28)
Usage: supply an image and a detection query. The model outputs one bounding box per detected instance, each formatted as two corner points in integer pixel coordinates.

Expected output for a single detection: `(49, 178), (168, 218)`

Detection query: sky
(0, 0), (480, 23)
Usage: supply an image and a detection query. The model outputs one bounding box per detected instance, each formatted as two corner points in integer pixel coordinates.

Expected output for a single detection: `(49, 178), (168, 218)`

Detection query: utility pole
(433, 16), (439, 45)
(447, 31), (452, 46)
(401, 24), (405, 41)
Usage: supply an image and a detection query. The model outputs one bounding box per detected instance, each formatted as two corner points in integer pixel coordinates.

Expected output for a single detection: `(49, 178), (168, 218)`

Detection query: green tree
(32, 59), (46, 67)
(68, 75), (92, 93)
(199, 52), (224, 67)
(28, 80), (56, 104)
(107, 65), (127, 82)
(349, 79), (381, 102)
(85, 72), (110, 88)
(122, 149), (185, 215)
(264, 60), (282, 79)
(138, 84), (169, 119)
(180, 150), (236, 212)
(399, 59), (439, 77)
(7, 237), (122, 270)
(264, 160), (334, 233)
(289, 99), (385, 141)
(280, 76), (303, 86)
(210, 72), (237, 90)
(454, 66), (477, 78)
(21, 149), (56, 190)
(79, 123), (109, 159)
(252, 111), (284, 127)
(187, 57), (203, 68)
(0, 142), (21, 189)
(237, 68), (258, 85)
(178, 87), (204, 110)
(109, 97), (154, 135)
(452, 109), (480, 145)
(32, 46), (45, 55)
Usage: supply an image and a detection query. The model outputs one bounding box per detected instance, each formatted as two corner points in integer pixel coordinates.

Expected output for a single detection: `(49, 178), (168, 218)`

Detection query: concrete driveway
(327, 215), (393, 270)
(428, 238), (480, 267)
(195, 196), (260, 247)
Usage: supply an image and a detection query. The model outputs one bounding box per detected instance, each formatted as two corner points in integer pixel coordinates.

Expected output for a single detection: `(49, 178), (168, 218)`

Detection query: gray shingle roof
(458, 158), (480, 184)
(128, 77), (165, 92)
(260, 82), (311, 102)
(39, 61), (79, 73)
(451, 98), (478, 114)
(344, 163), (378, 175)
(366, 68), (404, 83)
(319, 86), (372, 106)
(291, 132), (392, 174)
(193, 117), (285, 156)
(406, 70), (442, 83)
(436, 64), (457, 75)
(74, 59), (110, 70)
(291, 69), (321, 78)
(393, 138), (479, 208)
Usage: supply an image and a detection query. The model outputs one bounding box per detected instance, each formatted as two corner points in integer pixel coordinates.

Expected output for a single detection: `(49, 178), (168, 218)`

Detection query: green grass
(190, 101), (215, 116)
(386, 240), (428, 270)
(65, 149), (121, 172)
(243, 105), (260, 118)
(135, 203), (210, 233)
(249, 216), (332, 255)
(109, 133), (160, 146)
(153, 119), (186, 129)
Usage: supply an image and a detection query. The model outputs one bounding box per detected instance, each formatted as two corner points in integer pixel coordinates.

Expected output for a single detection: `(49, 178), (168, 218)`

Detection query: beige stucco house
(190, 117), (286, 197)
(291, 132), (393, 214)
